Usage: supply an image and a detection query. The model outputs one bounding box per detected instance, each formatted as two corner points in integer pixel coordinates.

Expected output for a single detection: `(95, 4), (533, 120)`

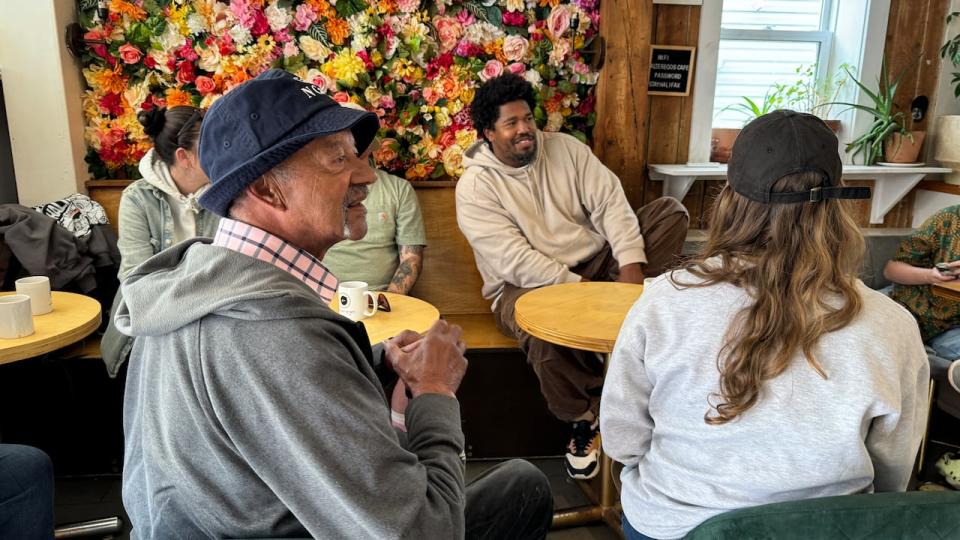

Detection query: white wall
(0, 0), (88, 206)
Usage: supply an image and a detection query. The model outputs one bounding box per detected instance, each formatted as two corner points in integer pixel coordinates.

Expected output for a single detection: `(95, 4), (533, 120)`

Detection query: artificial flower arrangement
(77, 0), (601, 181)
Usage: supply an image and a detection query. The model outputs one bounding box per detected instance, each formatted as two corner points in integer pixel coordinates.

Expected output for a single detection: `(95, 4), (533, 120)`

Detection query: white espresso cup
(16, 276), (53, 315)
(337, 281), (378, 322)
(0, 294), (34, 338)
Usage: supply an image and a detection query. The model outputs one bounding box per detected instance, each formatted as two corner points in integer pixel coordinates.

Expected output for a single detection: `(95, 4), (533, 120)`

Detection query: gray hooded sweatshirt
(116, 239), (465, 539)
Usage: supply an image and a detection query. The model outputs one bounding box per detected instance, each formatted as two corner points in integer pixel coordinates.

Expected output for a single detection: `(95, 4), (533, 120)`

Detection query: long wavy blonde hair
(678, 171), (865, 425)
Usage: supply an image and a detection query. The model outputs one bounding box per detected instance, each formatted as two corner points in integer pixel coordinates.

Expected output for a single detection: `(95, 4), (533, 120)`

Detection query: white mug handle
(364, 291), (378, 317)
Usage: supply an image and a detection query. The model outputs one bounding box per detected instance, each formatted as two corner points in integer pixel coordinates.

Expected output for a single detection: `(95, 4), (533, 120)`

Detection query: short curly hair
(470, 73), (537, 142)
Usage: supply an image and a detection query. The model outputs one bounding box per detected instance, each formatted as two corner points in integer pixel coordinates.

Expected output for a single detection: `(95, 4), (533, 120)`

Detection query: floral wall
(78, 0), (601, 181)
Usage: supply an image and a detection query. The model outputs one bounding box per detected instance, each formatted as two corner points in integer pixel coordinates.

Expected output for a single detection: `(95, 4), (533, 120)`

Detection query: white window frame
(687, 0), (893, 165)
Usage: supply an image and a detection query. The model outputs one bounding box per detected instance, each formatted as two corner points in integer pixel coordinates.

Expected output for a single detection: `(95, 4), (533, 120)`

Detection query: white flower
(197, 46), (222, 72)
(148, 50), (173, 75)
(123, 81), (151, 111)
(265, 2), (292, 32)
(462, 21), (504, 46)
(186, 13), (207, 34)
(351, 33), (374, 51)
(545, 111), (564, 132)
(159, 23), (186, 50)
(523, 69), (543, 88)
(505, 0), (524, 12)
(298, 35), (331, 61)
(229, 24), (253, 47)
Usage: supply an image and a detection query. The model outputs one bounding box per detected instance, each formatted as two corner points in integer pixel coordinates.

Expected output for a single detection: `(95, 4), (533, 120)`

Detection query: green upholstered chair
(683, 491), (960, 540)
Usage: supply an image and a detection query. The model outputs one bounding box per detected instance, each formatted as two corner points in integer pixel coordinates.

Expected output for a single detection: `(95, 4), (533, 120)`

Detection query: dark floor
(54, 458), (620, 540)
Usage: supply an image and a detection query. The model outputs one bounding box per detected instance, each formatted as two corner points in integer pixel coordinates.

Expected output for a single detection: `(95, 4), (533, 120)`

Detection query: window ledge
(648, 164), (952, 224)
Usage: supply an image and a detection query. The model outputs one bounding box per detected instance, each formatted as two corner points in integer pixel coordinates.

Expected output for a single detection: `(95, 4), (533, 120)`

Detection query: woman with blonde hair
(601, 110), (930, 540)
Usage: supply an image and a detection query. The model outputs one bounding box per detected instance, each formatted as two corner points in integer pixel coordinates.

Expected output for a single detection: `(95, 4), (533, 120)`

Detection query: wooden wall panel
(592, 0), (654, 211)
(876, 0), (949, 228)
(643, 4), (705, 226)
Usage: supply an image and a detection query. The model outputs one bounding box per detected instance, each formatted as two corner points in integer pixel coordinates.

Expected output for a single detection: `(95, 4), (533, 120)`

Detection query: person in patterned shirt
(884, 205), (960, 380)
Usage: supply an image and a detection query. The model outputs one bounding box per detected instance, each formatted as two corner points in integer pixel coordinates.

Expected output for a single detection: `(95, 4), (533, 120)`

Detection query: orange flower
(109, 0), (146, 21)
(376, 0), (398, 14)
(326, 17), (350, 46)
(93, 66), (129, 95)
(538, 0), (561, 6)
(306, 0), (335, 18)
(165, 88), (194, 108)
(543, 97), (562, 114)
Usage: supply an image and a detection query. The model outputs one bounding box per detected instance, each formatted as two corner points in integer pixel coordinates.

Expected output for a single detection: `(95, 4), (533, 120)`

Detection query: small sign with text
(648, 45), (696, 96)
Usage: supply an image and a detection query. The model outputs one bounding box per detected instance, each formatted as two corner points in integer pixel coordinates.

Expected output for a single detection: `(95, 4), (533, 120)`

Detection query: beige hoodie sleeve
(569, 139), (647, 266)
(456, 176), (581, 288)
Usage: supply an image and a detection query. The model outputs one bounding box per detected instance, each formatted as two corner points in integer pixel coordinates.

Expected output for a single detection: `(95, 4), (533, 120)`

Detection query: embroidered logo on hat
(197, 69), (380, 217)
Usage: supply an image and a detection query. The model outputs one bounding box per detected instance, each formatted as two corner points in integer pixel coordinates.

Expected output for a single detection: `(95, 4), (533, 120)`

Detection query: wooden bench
(408, 184), (518, 351)
(88, 180), (518, 351)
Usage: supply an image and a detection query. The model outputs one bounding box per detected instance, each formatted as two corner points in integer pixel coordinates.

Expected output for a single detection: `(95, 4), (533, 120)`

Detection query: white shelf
(648, 164), (952, 224)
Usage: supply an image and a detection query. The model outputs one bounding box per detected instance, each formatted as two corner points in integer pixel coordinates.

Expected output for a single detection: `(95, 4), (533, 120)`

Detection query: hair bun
(138, 107), (167, 138)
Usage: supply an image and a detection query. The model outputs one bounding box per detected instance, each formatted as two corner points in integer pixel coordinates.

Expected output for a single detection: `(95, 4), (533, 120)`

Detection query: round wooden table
(331, 292), (440, 344)
(514, 281), (644, 531)
(0, 291), (102, 365)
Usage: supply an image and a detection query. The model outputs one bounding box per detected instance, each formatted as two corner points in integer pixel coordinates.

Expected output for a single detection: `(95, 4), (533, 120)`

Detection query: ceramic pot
(710, 128), (740, 163)
(882, 130), (925, 164)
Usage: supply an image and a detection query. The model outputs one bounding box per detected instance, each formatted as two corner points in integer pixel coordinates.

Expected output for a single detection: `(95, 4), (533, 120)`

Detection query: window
(712, 0), (833, 127)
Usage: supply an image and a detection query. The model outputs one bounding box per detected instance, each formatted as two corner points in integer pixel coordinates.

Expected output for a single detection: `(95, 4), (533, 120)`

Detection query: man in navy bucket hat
(116, 69), (553, 539)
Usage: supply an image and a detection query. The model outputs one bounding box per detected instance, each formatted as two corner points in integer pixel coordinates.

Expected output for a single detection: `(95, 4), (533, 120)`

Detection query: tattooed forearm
(387, 245), (424, 295)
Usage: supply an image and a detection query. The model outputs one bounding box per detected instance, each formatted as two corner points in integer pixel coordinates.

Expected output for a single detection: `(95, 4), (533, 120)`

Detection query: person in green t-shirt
(322, 168), (426, 294)
(884, 205), (960, 366)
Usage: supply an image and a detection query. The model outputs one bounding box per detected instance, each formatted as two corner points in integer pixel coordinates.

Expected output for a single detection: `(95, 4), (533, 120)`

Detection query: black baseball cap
(198, 69), (380, 216)
(727, 110), (870, 204)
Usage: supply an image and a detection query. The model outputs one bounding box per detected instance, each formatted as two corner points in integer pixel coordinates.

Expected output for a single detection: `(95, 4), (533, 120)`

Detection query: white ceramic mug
(0, 294), (34, 338)
(337, 281), (378, 322)
(15, 276), (52, 315)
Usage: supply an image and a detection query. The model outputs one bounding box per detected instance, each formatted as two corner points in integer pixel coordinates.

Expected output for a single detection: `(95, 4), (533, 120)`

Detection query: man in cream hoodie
(456, 74), (689, 480)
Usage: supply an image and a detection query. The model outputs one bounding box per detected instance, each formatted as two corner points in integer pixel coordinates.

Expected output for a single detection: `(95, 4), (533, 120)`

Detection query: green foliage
(723, 85), (789, 124)
(781, 63), (853, 119)
(941, 11), (960, 98)
(823, 57), (918, 165)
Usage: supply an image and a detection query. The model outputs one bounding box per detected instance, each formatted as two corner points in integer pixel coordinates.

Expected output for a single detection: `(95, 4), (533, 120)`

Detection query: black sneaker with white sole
(565, 419), (601, 480)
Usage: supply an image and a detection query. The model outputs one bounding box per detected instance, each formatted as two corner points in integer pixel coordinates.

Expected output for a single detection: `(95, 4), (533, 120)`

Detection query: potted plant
(825, 57), (923, 165)
(711, 85), (788, 162)
(784, 63), (853, 133)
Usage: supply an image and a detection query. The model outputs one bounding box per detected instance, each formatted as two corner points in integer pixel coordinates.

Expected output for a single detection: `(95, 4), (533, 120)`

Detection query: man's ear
(483, 127), (495, 142)
(245, 176), (287, 210)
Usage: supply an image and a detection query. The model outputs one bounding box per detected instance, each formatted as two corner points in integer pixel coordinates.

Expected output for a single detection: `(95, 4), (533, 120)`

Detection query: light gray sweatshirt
(600, 269), (929, 539)
(116, 239), (465, 539)
(456, 130), (646, 308)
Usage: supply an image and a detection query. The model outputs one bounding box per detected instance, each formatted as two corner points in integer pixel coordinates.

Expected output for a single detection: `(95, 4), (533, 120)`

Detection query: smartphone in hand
(936, 262), (958, 276)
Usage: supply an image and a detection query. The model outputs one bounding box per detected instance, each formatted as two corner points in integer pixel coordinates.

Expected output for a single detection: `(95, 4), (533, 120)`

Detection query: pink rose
(548, 7), (571, 38)
(434, 17), (463, 53)
(397, 0), (419, 13)
(118, 44), (143, 64)
(282, 42), (299, 58)
(378, 95), (396, 109)
(292, 4), (317, 32)
(332, 91), (350, 103)
(502, 35), (529, 62)
(423, 87), (441, 106)
(374, 138), (400, 164)
(508, 62), (526, 75)
(479, 59), (504, 82)
(195, 76), (216, 95)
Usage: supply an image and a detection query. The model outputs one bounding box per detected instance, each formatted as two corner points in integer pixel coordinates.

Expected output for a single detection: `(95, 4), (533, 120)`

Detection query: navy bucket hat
(198, 69), (380, 216)
(727, 110), (870, 204)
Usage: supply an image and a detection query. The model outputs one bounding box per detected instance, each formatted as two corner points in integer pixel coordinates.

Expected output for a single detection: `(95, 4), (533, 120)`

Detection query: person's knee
(1, 445), (53, 495)
(500, 459), (552, 504)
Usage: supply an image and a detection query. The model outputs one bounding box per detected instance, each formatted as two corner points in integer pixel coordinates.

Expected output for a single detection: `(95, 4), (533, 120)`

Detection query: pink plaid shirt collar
(212, 218), (339, 303)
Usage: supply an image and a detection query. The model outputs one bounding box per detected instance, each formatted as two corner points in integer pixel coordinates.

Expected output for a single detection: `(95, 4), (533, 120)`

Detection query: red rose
(143, 55), (157, 69)
(176, 61), (196, 84)
(99, 93), (124, 116)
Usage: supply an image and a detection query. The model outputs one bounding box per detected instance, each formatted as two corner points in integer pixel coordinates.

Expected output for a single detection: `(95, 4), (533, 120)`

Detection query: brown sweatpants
(493, 197), (689, 422)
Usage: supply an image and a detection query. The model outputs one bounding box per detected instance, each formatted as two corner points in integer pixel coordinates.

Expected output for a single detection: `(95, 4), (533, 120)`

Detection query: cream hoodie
(137, 148), (210, 243)
(456, 130), (646, 308)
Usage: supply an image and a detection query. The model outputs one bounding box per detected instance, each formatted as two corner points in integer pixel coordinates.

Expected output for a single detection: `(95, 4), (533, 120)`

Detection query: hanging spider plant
(823, 56), (918, 165)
